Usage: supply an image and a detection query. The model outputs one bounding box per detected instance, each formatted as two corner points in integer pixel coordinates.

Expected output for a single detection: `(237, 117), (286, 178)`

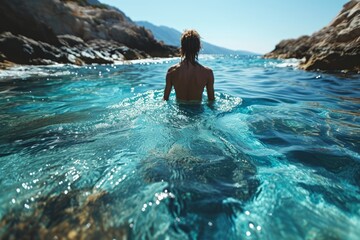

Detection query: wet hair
(180, 29), (201, 65)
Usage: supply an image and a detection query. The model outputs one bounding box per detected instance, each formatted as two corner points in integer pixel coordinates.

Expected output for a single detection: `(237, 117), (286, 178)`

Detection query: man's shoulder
(167, 63), (180, 73)
(198, 63), (213, 72)
(198, 64), (213, 76)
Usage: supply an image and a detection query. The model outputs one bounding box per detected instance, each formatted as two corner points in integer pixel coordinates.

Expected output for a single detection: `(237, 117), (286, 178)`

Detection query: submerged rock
(0, 189), (130, 240)
(140, 143), (259, 216)
(264, 1), (360, 72)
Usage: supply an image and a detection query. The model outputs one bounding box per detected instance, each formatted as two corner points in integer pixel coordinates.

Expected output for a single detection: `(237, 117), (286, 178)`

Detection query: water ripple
(0, 55), (360, 239)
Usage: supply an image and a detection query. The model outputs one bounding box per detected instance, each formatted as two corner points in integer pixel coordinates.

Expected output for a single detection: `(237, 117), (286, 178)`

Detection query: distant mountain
(136, 21), (256, 55)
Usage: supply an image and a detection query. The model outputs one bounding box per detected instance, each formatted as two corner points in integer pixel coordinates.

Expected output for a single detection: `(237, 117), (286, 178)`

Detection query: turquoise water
(0, 55), (359, 239)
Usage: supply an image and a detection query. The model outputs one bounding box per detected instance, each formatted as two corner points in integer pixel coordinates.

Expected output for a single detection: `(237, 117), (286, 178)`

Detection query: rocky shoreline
(264, 1), (360, 72)
(0, 0), (178, 69)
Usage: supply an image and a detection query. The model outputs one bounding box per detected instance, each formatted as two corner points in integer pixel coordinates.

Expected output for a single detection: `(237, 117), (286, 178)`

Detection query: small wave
(198, 54), (217, 60)
(108, 90), (242, 123)
(265, 58), (301, 69)
(0, 57), (178, 80)
(114, 57), (179, 66)
(0, 65), (73, 80)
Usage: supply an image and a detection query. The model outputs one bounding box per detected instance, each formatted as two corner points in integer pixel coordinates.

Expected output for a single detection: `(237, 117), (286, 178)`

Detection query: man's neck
(182, 59), (198, 66)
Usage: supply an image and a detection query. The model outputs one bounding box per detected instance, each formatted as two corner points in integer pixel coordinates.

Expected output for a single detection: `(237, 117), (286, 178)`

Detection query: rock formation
(264, 1), (360, 72)
(0, 188), (130, 239)
(0, 0), (177, 68)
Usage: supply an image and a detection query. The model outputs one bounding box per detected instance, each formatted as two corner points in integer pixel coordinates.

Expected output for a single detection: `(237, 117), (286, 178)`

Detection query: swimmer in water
(163, 30), (215, 102)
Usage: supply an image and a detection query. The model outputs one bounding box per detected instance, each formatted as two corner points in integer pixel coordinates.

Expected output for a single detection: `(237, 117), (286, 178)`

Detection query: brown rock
(58, 34), (86, 48)
(0, 60), (16, 70)
(0, 0), (177, 66)
(264, 1), (360, 72)
(0, 0), (61, 46)
(0, 0), (177, 59)
(0, 32), (67, 65)
(0, 189), (130, 240)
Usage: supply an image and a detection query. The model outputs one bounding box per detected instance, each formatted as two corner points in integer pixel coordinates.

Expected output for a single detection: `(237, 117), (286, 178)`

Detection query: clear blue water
(0, 55), (360, 239)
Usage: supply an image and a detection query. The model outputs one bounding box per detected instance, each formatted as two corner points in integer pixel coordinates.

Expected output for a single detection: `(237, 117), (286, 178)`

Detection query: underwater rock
(140, 143), (259, 216)
(264, 1), (360, 72)
(0, 189), (130, 240)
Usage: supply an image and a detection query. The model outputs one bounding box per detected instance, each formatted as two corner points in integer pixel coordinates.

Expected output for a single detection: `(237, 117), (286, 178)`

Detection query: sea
(0, 55), (359, 239)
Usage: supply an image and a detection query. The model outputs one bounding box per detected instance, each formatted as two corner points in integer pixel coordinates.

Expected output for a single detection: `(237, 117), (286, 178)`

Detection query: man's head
(180, 30), (201, 64)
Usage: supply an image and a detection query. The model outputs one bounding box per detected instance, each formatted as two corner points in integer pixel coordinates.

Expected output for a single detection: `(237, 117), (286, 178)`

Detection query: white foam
(0, 57), (179, 80)
(0, 64), (73, 80)
(275, 58), (301, 68)
(114, 57), (179, 66)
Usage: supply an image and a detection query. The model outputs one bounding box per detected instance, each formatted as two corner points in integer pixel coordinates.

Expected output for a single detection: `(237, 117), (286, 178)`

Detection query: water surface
(0, 55), (359, 239)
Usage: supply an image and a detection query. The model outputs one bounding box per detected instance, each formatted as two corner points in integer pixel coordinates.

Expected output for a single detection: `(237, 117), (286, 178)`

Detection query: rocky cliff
(264, 1), (360, 72)
(0, 0), (177, 67)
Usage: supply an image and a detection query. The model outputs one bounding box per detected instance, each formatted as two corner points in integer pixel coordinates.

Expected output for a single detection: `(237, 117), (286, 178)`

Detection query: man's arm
(163, 70), (172, 101)
(206, 70), (215, 101)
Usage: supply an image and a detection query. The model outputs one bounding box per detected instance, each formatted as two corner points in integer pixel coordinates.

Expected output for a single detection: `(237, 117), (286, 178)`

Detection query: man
(163, 30), (215, 101)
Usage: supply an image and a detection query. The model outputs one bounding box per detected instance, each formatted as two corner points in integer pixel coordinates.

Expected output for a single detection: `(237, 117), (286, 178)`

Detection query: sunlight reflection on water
(0, 55), (359, 239)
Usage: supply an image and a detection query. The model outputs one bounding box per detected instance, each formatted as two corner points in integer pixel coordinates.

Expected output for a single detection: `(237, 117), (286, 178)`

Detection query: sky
(99, 0), (348, 54)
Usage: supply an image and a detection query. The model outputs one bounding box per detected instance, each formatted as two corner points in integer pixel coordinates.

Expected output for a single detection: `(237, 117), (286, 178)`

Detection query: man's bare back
(163, 29), (215, 102)
(163, 61), (215, 101)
